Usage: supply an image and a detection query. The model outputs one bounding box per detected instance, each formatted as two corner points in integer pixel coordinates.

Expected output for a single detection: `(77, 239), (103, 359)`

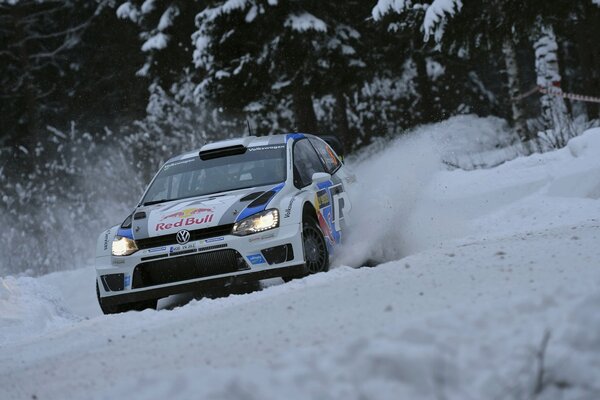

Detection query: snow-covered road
(2, 121), (600, 400)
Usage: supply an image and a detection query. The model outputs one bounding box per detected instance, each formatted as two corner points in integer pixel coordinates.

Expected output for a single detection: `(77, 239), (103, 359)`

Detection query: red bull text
(156, 209), (214, 231)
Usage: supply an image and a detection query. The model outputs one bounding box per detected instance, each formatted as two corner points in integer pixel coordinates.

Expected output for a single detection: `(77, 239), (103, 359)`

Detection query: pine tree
(192, 0), (369, 141)
(372, 0), (587, 148)
(372, 0), (498, 125)
(0, 0), (106, 148)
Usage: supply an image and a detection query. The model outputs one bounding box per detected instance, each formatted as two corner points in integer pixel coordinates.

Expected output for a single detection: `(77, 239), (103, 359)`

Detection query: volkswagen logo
(176, 229), (190, 244)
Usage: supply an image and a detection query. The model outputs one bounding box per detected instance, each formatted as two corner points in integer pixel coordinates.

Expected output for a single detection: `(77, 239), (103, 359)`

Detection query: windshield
(141, 145), (287, 205)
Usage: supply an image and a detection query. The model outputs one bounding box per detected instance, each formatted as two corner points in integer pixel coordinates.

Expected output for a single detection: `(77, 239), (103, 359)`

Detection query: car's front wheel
(96, 282), (157, 314)
(302, 218), (329, 274)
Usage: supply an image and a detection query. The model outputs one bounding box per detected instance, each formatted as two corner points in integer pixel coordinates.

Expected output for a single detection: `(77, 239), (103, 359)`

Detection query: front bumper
(96, 223), (305, 305)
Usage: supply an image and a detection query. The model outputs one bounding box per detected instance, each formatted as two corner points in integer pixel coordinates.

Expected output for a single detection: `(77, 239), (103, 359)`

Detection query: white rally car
(95, 134), (353, 314)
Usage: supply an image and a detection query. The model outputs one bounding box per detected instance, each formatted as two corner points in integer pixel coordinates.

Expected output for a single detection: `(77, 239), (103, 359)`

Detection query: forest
(1, 0), (599, 275)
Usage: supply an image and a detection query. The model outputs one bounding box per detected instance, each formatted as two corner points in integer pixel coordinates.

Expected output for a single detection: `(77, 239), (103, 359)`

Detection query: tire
(302, 217), (330, 274)
(96, 282), (157, 315)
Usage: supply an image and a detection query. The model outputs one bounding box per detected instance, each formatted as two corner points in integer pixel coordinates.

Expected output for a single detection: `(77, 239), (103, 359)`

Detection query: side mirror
(312, 172), (331, 185)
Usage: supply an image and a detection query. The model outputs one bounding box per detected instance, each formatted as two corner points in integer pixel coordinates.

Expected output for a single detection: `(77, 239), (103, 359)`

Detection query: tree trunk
(414, 51), (435, 123)
(533, 18), (575, 148)
(502, 37), (531, 143)
(333, 88), (350, 154)
(291, 81), (317, 133)
(574, 7), (600, 120)
(13, 4), (39, 150)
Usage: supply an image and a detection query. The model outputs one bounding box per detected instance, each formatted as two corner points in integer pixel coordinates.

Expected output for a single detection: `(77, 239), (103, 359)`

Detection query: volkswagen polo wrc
(95, 134), (353, 314)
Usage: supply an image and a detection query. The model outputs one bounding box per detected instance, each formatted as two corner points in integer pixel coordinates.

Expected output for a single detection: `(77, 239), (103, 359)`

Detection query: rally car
(95, 133), (353, 314)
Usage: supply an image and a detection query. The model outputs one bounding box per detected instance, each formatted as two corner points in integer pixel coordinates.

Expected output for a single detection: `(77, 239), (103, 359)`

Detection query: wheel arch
(302, 201), (318, 223)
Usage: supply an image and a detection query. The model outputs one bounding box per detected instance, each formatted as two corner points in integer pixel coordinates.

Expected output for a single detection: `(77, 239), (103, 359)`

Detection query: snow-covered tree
(0, 0), (107, 148)
(372, 0), (584, 148)
(192, 0), (369, 145)
(115, 1), (202, 86)
(533, 18), (575, 147)
(371, 0), (499, 126)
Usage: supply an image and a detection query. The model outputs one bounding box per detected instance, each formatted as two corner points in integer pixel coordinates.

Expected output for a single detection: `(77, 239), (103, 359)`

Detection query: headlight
(232, 209), (279, 236)
(112, 235), (138, 256)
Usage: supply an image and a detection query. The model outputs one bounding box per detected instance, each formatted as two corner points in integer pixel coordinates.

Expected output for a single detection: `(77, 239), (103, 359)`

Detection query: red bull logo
(161, 207), (213, 220)
(318, 212), (335, 245)
(156, 207), (214, 231)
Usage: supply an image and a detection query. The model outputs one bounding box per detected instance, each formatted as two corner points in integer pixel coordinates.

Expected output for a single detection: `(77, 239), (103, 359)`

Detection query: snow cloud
(335, 129), (463, 267)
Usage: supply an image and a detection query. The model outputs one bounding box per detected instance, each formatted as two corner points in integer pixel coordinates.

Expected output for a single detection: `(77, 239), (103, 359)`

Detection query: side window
(309, 138), (341, 174)
(293, 139), (326, 188)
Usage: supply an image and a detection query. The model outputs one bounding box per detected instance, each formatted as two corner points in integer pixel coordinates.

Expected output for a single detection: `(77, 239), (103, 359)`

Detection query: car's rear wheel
(96, 282), (157, 314)
(302, 218), (329, 274)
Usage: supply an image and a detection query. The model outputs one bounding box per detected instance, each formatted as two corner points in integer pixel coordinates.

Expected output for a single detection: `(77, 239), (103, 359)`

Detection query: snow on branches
(422, 0), (462, 42)
(284, 13), (327, 32)
(372, 0), (411, 21)
(372, 0), (462, 43)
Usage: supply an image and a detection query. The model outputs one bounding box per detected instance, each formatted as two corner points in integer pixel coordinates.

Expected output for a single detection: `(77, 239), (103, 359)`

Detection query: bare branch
(35, 83), (57, 100)
(532, 330), (551, 397)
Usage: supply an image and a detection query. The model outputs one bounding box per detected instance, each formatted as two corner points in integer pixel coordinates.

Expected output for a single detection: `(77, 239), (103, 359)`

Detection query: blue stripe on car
(317, 180), (333, 190)
(235, 182), (285, 222)
(286, 133), (305, 142)
(117, 228), (133, 239)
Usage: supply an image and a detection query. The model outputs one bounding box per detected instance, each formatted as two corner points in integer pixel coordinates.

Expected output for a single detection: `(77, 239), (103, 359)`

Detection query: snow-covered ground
(2, 120), (600, 400)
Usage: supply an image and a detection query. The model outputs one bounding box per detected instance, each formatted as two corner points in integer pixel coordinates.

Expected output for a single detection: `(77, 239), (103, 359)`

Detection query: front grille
(135, 224), (234, 250)
(132, 249), (248, 289)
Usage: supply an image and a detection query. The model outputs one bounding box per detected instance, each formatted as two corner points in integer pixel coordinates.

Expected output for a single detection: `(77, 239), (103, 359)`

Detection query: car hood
(131, 183), (284, 239)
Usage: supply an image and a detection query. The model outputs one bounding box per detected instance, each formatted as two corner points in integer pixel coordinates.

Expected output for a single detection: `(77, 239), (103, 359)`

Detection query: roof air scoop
(198, 136), (256, 160)
(199, 145), (247, 160)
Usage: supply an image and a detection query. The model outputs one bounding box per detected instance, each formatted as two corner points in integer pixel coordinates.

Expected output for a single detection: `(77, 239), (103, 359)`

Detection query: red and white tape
(538, 86), (600, 104)
(515, 85), (600, 103)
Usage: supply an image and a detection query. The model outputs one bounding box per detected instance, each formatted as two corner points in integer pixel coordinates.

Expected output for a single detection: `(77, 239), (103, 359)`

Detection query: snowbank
(0, 275), (79, 345)
(99, 281), (600, 400)
(2, 120), (600, 400)
(337, 126), (600, 266)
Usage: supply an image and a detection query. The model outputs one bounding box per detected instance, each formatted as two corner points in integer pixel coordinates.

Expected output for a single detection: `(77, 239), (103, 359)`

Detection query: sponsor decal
(124, 275), (131, 288)
(247, 145), (285, 152)
(284, 191), (304, 218)
(103, 230), (110, 251)
(205, 236), (225, 243)
(147, 246), (167, 253)
(316, 183), (349, 246)
(163, 159), (194, 171)
(248, 233), (275, 243)
(112, 258), (125, 265)
(247, 254), (266, 265)
(315, 189), (330, 209)
(284, 197), (296, 218)
(155, 208), (214, 231)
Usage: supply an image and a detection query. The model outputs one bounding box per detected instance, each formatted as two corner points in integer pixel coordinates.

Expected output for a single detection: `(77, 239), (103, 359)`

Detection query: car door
(309, 135), (352, 221)
(295, 137), (351, 244)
